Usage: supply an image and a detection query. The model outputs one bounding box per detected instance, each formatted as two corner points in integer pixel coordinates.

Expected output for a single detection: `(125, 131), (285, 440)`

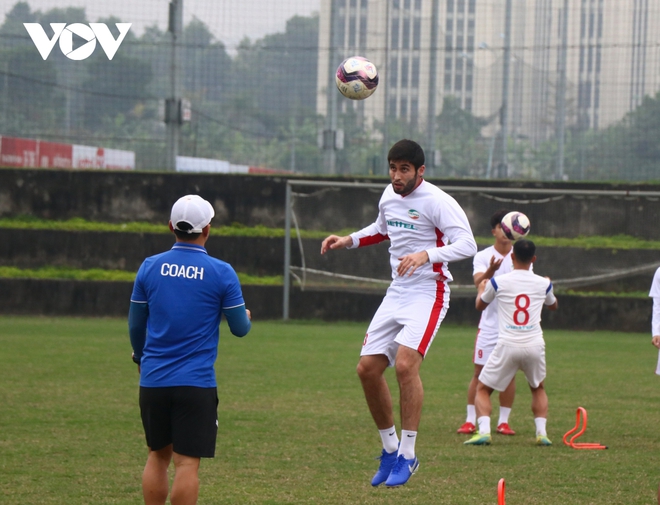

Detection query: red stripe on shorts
(418, 280), (446, 356)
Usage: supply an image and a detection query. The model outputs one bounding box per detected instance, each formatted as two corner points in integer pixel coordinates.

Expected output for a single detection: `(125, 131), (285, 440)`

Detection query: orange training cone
(562, 407), (608, 450)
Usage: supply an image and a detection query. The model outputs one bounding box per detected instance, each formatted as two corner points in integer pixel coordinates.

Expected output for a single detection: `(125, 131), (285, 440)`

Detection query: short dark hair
(490, 209), (510, 229)
(173, 221), (202, 241)
(513, 239), (536, 263)
(388, 139), (425, 169)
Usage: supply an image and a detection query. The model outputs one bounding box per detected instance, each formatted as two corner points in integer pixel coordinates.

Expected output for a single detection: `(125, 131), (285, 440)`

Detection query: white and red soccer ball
(501, 211), (531, 240)
(335, 56), (379, 100)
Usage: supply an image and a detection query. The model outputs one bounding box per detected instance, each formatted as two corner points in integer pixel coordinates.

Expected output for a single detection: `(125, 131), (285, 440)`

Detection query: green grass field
(1, 317), (659, 504)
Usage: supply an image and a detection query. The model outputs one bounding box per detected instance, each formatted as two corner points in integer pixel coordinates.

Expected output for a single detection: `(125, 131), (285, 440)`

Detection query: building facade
(317, 0), (660, 147)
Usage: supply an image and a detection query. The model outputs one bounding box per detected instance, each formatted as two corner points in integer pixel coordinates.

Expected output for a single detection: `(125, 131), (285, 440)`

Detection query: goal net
(282, 180), (660, 319)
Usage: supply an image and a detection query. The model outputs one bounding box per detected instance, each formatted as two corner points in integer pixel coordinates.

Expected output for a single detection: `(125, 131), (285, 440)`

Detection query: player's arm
(425, 198), (477, 265)
(128, 301), (148, 364)
(475, 278), (494, 311)
(544, 279), (559, 311)
(473, 256), (504, 288)
(321, 215), (388, 255)
(223, 305), (252, 337)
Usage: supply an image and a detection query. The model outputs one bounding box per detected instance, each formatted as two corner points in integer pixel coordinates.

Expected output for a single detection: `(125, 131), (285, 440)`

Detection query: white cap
(170, 195), (215, 233)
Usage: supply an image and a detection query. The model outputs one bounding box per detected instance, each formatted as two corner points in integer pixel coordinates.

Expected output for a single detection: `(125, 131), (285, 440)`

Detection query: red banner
(0, 136), (38, 167)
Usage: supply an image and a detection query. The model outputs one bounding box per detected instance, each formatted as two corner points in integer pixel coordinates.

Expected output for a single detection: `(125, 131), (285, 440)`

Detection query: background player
(457, 210), (518, 436)
(321, 139), (477, 487)
(464, 239), (558, 446)
(650, 266), (660, 373)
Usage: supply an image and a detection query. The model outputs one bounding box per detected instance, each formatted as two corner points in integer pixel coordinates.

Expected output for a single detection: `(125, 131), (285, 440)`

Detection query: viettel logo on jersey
(408, 209), (420, 220)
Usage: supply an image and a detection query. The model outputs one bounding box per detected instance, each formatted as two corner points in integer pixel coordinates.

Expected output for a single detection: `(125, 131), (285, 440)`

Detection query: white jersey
(480, 269), (556, 347)
(349, 180), (477, 287)
(473, 246), (513, 334)
(649, 267), (660, 337)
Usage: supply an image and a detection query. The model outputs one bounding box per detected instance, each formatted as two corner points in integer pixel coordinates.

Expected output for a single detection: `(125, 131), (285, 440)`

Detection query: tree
(434, 96), (489, 177)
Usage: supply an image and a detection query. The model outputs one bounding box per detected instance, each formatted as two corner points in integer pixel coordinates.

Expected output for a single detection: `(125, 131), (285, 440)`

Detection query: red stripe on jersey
(418, 280), (446, 355)
(358, 234), (389, 247)
(433, 228), (445, 273)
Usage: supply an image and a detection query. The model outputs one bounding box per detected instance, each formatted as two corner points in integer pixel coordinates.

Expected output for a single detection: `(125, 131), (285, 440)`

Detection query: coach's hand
(652, 336), (660, 349)
(397, 251), (429, 277)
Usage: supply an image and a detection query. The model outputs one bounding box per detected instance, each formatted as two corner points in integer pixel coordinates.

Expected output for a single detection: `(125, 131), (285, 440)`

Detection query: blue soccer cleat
(371, 448), (398, 486)
(384, 455), (419, 487)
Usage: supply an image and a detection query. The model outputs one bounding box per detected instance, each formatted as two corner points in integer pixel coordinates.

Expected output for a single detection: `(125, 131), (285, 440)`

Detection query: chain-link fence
(1, 0), (660, 180)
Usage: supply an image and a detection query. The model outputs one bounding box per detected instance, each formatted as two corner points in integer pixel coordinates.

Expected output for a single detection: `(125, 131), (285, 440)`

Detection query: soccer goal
(282, 180), (660, 320)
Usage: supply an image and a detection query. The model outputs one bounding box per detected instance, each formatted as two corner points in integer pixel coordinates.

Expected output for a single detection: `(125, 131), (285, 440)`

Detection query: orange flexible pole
(498, 478), (506, 505)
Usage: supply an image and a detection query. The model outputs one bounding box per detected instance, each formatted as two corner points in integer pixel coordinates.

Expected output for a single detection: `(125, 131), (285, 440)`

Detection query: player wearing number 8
(465, 239), (558, 447)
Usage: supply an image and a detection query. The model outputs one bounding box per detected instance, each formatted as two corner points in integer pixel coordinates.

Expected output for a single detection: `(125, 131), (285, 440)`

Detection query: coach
(128, 194), (252, 505)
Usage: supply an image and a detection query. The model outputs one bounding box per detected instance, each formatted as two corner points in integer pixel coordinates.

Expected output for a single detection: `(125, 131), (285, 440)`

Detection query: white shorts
(478, 343), (546, 391)
(473, 329), (498, 365)
(361, 282), (450, 366)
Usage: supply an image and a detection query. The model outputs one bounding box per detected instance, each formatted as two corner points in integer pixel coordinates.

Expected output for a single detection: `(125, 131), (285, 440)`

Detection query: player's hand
(246, 309), (252, 320)
(652, 336), (660, 349)
(321, 235), (351, 254)
(488, 255), (504, 273)
(397, 251), (429, 277)
(478, 278), (489, 292)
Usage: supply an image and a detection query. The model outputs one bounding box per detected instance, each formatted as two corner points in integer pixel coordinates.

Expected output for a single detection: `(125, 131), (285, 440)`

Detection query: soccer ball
(500, 211), (531, 240)
(335, 56), (379, 100)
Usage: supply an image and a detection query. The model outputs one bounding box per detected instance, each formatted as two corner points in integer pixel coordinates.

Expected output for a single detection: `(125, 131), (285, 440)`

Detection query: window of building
(466, 74), (473, 91)
(349, 13), (356, 47)
(412, 56), (420, 87)
(359, 15), (367, 49)
(403, 16), (410, 49)
(413, 18), (421, 49)
(468, 0), (476, 14)
(455, 74), (463, 90)
(390, 57), (399, 87)
(465, 97), (472, 111)
(447, 0), (454, 13)
(457, 0), (465, 13)
(401, 97), (408, 117)
(445, 56), (453, 72)
(389, 97), (397, 116)
(445, 73), (452, 91)
(445, 34), (453, 51)
(446, 18), (453, 31)
(392, 18), (400, 48)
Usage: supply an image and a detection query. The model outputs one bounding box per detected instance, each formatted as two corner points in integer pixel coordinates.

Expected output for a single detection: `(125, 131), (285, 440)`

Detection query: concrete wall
(0, 279), (651, 333)
(3, 229), (657, 289)
(2, 168), (660, 238)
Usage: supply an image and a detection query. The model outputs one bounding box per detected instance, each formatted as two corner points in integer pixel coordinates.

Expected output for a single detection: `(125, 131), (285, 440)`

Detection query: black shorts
(139, 386), (218, 458)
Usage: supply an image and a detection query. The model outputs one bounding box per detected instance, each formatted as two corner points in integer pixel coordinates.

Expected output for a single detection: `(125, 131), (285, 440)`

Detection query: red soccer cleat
(496, 423), (516, 435)
(457, 422), (477, 434)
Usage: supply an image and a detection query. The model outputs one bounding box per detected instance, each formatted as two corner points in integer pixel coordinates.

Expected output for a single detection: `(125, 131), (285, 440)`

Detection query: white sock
(477, 416), (491, 435)
(466, 404), (476, 424)
(534, 417), (547, 437)
(399, 430), (417, 459)
(498, 406), (512, 425)
(378, 426), (399, 454)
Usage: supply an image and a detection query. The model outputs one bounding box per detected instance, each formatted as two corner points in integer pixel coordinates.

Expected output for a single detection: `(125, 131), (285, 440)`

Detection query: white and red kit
(349, 180), (477, 364)
(478, 269), (556, 391)
(472, 246), (532, 365)
(649, 267), (660, 374)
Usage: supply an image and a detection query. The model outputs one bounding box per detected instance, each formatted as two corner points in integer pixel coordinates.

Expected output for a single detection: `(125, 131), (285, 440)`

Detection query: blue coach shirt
(130, 243), (246, 388)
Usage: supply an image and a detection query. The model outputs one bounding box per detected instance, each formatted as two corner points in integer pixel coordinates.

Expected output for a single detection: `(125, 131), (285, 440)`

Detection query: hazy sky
(2, 0), (321, 49)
